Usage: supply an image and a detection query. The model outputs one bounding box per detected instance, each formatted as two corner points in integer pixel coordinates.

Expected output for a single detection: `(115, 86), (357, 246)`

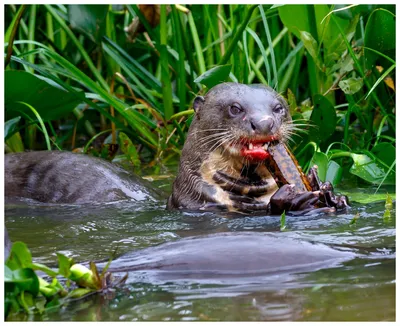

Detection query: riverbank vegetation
(5, 4), (395, 188)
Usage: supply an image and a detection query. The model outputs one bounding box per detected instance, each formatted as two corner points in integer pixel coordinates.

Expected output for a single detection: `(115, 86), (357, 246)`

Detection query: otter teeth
(263, 143), (269, 150)
(248, 143), (254, 150)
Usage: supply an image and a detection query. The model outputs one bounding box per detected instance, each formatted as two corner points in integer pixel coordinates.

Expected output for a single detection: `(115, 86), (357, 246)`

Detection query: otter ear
(193, 96), (205, 114)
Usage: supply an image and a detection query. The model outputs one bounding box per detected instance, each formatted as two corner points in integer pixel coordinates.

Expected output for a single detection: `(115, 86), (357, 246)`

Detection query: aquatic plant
(5, 241), (126, 318)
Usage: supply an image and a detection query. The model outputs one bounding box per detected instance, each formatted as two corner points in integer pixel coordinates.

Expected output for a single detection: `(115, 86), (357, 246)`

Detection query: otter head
(192, 83), (291, 163)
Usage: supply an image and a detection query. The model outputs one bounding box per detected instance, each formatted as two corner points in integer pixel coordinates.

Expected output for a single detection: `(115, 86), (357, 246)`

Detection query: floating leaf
(6, 241), (33, 270)
(383, 209), (391, 223)
(38, 277), (59, 298)
(349, 213), (360, 225)
(385, 193), (393, 210)
(57, 253), (74, 278)
(31, 262), (58, 278)
(10, 268), (40, 297)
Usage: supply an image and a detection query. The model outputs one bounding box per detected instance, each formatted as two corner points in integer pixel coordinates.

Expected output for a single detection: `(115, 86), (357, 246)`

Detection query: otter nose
(250, 116), (274, 134)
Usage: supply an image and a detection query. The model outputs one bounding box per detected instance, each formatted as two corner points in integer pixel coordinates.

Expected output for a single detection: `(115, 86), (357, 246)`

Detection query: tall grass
(4, 4), (395, 185)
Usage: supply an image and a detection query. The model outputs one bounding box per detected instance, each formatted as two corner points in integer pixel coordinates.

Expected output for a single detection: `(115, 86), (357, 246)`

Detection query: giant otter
(5, 151), (159, 204)
(4, 83), (347, 213)
(167, 83), (347, 213)
(103, 232), (356, 281)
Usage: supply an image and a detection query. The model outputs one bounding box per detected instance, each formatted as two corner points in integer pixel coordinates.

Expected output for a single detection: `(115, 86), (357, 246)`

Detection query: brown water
(5, 174), (396, 321)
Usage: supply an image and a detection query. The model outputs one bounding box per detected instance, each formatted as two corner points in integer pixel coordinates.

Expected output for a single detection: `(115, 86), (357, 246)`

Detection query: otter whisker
(197, 132), (231, 145)
(198, 131), (231, 140)
(199, 134), (232, 149)
(212, 135), (236, 153)
(203, 133), (234, 153)
(192, 128), (229, 134)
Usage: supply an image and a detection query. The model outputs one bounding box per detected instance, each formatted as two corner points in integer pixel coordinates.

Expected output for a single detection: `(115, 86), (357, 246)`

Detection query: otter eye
(229, 104), (243, 117)
(273, 104), (284, 114)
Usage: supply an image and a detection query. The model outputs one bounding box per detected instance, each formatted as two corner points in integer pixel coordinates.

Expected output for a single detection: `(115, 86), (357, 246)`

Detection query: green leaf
(69, 264), (96, 288)
(383, 209), (391, 223)
(326, 160), (343, 187)
(5, 70), (82, 122)
(6, 241), (33, 270)
(341, 189), (395, 204)
(68, 5), (109, 43)
(278, 5), (310, 40)
(11, 268), (40, 297)
(57, 253), (74, 278)
(366, 64), (395, 99)
(364, 9), (395, 68)
(38, 277), (58, 298)
(19, 291), (36, 312)
(338, 77), (364, 95)
(17, 101), (52, 151)
(385, 193), (393, 210)
(280, 211), (286, 231)
(89, 261), (102, 290)
(102, 37), (162, 92)
(35, 296), (47, 314)
(4, 116), (21, 140)
(349, 152), (395, 185)
(315, 5), (356, 68)
(309, 94), (336, 144)
(371, 142), (396, 168)
(5, 265), (14, 282)
(31, 263), (58, 278)
(349, 213), (359, 225)
(299, 31), (322, 70)
(247, 27), (271, 84)
(11, 51), (158, 146)
(310, 151), (328, 182)
(194, 65), (232, 89)
(119, 132), (140, 167)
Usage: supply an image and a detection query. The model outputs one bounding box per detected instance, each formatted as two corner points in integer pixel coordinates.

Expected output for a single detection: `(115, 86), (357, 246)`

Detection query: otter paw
(318, 182), (350, 210)
(229, 193), (269, 212)
(269, 184), (312, 214)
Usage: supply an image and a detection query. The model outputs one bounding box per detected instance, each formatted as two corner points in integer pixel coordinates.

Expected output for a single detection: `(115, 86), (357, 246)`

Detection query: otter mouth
(239, 136), (278, 161)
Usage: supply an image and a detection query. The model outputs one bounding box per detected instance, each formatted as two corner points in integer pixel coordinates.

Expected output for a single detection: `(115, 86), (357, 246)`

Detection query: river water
(5, 171), (396, 321)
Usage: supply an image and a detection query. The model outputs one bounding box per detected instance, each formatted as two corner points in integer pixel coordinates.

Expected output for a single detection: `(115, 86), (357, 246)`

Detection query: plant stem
(218, 4), (258, 65)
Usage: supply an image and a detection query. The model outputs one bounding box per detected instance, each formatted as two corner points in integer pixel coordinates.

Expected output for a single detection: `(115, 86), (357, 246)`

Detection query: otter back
(105, 232), (356, 281)
(5, 151), (159, 204)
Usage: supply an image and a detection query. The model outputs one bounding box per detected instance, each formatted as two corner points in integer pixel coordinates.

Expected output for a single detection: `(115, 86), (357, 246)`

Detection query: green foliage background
(4, 4), (396, 187)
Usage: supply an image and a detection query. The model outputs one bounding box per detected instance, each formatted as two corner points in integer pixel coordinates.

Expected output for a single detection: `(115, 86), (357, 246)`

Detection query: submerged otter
(5, 83), (347, 213)
(5, 151), (159, 204)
